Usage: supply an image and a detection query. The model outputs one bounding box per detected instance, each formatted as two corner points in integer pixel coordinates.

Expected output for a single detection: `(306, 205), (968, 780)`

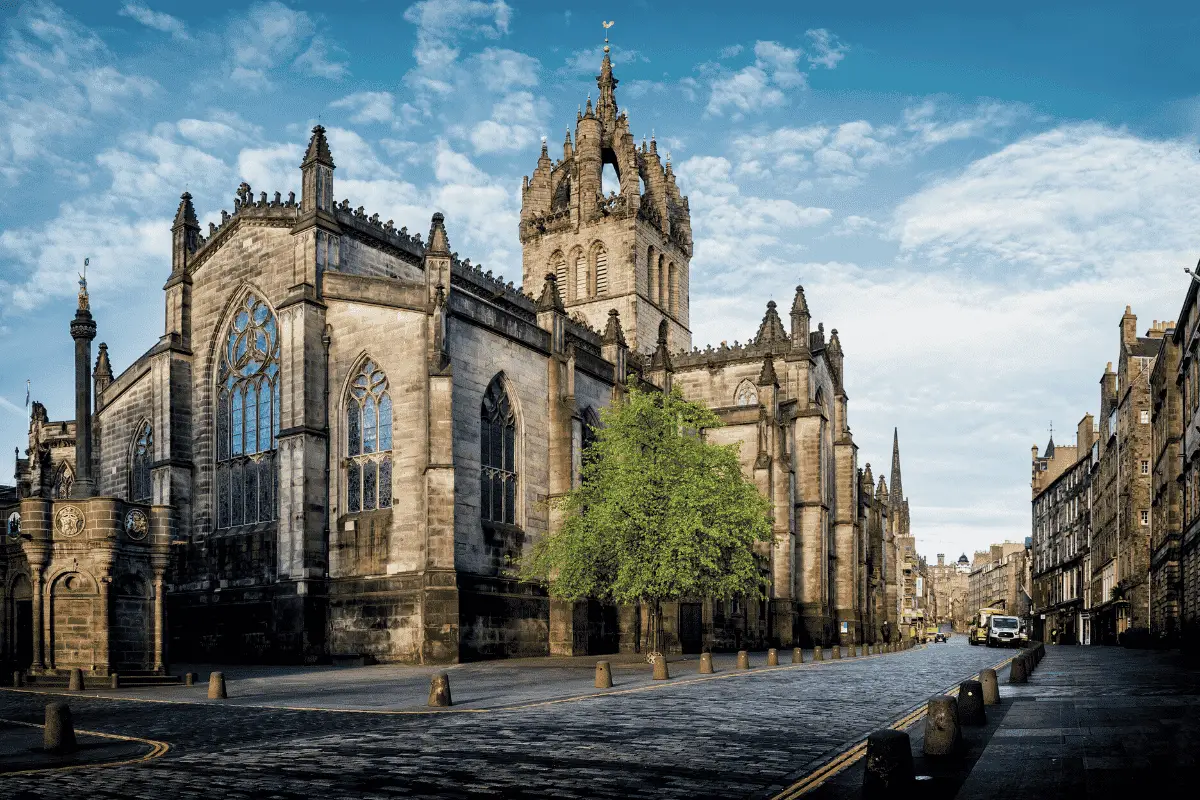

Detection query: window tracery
(735, 380), (759, 407)
(215, 293), (280, 529)
(52, 463), (73, 499)
(480, 376), (517, 525)
(130, 422), (153, 503)
(345, 359), (393, 513)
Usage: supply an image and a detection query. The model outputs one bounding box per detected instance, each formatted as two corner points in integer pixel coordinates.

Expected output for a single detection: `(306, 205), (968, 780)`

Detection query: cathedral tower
(519, 43), (693, 354)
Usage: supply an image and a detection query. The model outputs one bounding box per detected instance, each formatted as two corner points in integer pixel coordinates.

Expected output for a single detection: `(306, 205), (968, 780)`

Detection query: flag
(25, 380), (30, 409)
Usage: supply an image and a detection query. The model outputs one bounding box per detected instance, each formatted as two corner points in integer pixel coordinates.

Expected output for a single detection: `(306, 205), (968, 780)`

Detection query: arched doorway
(49, 572), (97, 670)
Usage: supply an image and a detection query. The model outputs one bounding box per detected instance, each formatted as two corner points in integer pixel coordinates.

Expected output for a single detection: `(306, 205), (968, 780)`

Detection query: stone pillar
(70, 299), (97, 499)
(152, 574), (166, 672)
(30, 566), (45, 671)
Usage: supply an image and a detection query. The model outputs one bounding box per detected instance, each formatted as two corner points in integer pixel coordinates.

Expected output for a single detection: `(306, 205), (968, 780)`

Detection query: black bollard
(923, 695), (962, 756)
(44, 702), (77, 754)
(862, 729), (915, 797)
(957, 680), (986, 726)
(1009, 655), (1028, 684)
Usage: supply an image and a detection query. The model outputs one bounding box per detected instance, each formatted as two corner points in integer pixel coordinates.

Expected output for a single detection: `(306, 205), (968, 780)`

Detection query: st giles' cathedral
(0, 48), (913, 674)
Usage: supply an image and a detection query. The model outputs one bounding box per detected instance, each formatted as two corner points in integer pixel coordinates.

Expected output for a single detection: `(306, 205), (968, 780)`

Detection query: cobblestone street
(0, 641), (1009, 799)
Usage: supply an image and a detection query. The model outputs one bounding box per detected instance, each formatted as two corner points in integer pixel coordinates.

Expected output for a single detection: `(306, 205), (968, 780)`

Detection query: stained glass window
(480, 375), (517, 525)
(345, 359), (392, 512)
(215, 293), (280, 529)
(130, 423), (153, 502)
(52, 463), (73, 499)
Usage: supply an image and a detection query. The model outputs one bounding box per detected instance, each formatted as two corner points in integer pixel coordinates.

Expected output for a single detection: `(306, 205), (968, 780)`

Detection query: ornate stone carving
(124, 509), (149, 541)
(55, 506), (84, 537)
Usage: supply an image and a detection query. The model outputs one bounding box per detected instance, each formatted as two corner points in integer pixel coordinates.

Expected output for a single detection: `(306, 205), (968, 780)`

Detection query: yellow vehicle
(925, 625), (939, 642)
(969, 607), (1006, 646)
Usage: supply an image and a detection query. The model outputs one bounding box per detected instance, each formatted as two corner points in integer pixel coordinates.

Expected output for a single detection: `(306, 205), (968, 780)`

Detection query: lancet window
(130, 422), (153, 503)
(480, 376), (518, 525)
(215, 293), (280, 529)
(552, 251), (567, 303)
(345, 359), (393, 513)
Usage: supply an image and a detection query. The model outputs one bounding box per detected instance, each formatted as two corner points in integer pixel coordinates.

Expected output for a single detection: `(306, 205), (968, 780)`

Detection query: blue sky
(3, 0), (1200, 561)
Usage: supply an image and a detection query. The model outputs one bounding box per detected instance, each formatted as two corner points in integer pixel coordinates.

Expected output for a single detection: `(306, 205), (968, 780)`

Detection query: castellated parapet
(520, 50), (693, 355)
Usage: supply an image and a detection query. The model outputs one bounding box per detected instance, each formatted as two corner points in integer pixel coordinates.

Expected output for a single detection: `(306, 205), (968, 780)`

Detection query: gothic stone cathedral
(0, 52), (911, 673)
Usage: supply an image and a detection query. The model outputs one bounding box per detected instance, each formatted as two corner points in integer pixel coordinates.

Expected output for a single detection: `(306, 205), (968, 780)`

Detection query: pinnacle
(301, 124), (335, 168)
(426, 212), (450, 256)
(173, 192), (199, 229)
(754, 300), (788, 346)
(536, 272), (565, 312)
(602, 308), (627, 347)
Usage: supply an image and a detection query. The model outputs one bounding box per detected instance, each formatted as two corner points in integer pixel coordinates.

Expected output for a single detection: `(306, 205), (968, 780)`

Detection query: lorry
(968, 607), (1007, 646)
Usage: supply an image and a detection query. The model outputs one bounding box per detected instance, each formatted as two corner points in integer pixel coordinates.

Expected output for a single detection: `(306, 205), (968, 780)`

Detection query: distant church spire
(890, 427), (903, 502)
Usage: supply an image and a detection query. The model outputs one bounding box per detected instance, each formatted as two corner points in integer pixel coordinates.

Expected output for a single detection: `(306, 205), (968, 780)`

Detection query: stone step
(22, 673), (183, 688)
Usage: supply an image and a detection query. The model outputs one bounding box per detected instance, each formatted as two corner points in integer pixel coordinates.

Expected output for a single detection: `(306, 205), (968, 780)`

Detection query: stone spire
(827, 328), (844, 387)
(602, 308), (626, 346)
(300, 125), (335, 213)
(171, 192), (201, 274)
(597, 48), (619, 129)
(877, 474), (888, 503)
(757, 354), (777, 386)
(301, 124), (335, 168)
(649, 319), (672, 372)
(537, 272), (565, 312)
(890, 428), (903, 503)
(94, 342), (113, 399)
(754, 300), (788, 346)
(427, 212), (450, 256)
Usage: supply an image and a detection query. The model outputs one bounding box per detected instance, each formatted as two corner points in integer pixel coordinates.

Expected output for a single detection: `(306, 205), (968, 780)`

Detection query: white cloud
(805, 28), (847, 69)
(330, 92), (398, 126)
(892, 123), (1200, 277)
(467, 91), (550, 155)
(118, 3), (188, 40)
(706, 40), (810, 119)
(0, 2), (157, 181)
(472, 48), (539, 92)
(226, 2), (347, 89)
(403, 0), (512, 96)
(561, 45), (646, 74)
(719, 44), (744, 59)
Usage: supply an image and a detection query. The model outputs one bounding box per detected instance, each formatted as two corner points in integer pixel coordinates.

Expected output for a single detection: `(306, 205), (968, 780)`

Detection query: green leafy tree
(523, 384), (772, 655)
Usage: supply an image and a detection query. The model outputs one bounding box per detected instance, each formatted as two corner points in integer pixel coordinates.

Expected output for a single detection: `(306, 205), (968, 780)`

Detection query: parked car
(933, 632), (947, 643)
(986, 615), (1022, 647)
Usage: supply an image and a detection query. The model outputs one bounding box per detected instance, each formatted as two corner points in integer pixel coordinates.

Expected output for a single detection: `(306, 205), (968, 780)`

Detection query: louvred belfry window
(345, 359), (393, 513)
(215, 293), (280, 529)
(480, 376), (517, 525)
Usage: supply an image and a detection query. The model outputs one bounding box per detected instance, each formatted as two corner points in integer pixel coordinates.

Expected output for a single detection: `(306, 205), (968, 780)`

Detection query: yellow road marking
(770, 653), (1016, 800)
(0, 716), (170, 777)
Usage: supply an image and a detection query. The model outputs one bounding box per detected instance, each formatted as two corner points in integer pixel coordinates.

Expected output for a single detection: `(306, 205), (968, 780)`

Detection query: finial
(603, 20), (614, 53)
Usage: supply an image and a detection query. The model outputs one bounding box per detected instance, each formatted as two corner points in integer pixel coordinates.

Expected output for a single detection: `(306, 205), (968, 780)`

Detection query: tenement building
(0, 51), (909, 673)
(1172, 280), (1200, 651)
(928, 553), (970, 633)
(967, 542), (1030, 621)
(1088, 309), (1158, 644)
(1030, 416), (1095, 644)
(1149, 320), (1182, 642)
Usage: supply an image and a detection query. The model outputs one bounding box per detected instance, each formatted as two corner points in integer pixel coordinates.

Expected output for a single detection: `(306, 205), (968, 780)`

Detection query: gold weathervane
(603, 20), (614, 52)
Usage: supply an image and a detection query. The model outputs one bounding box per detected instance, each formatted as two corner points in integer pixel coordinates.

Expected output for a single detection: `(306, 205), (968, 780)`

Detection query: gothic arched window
(574, 249), (587, 300)
(346, 359), (393, 513)
(480, 376), (517, 525)
(52, 463), (73, 499)
(130, 423), (153, 503)
(215, 292), (280, 529)
(551, 251), (567, 303)
(735, 380), (758, 407)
